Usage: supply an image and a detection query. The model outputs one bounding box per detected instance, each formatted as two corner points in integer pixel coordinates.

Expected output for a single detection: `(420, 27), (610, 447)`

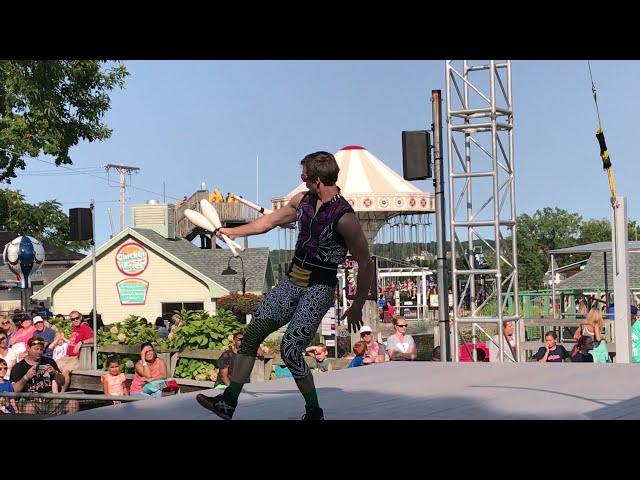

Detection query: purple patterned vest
(286, 190), (354, 287)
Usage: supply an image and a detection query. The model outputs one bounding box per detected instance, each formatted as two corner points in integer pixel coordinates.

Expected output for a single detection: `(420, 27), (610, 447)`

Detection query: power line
(0, 147), (182, 202)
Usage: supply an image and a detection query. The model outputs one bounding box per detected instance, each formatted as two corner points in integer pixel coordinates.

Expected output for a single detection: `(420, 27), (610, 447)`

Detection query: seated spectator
(168, 313), (183, 339)
(387, 317), (417, 361)
(56, 310), (94, 392)
(431, 346), (441, 361)
(359, 326), (386, 363)
(0, 332), (18, 380)
(489, 320), (517, 362)
(383, 302), (396, 323)
(214, 332), (243, 389)
(101, 355), (129, 404)
(304, 343), (333, 372)
(38, 302), (51, 320)
(154, 317), (169, 338)
(575, 308), (604, 344)
(476, 349), (488, 362)
(130, 342), (168, 397)
(0, 358), (17, 414)
(347, 341), (369, 368)
(49, 333), (69, 362)
(532, 331), (571, 363)
(10, 314), (36, 350)
(0, 316), (16, 344)
(32, 316), (56, 357)
(572, 336), (594, 363)
(10, 336), (77, 414)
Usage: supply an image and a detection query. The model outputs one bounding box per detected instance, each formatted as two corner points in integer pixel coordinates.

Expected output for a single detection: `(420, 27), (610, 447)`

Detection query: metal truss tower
(445, 60), (520, 362)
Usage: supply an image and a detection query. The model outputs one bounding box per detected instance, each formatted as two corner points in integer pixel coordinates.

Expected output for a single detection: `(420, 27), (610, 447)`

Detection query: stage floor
(60, 362), (640, 420)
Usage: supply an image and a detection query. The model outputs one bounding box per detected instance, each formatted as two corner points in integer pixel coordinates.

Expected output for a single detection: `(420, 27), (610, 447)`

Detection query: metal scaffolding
(445, 60), (520, 362)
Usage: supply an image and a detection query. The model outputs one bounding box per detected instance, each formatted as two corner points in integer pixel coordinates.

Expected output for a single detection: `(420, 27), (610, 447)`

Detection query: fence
(0, 392), (144, 417)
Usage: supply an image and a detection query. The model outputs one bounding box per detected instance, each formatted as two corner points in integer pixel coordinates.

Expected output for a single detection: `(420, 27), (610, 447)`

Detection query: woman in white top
(574, 308), (604, 343)
(0, 332), (18, 380)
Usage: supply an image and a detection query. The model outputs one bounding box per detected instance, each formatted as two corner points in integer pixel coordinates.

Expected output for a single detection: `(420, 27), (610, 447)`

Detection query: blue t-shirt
(0, 381), (14, 393)
(33, 327), (56, 356)
(348, 356), (364, 368)
(378, 298), (387, 309)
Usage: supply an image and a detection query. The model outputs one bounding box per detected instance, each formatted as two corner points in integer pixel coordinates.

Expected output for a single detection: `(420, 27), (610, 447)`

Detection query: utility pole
(105, 164), (140, 232)
(432, 90), (452, 362)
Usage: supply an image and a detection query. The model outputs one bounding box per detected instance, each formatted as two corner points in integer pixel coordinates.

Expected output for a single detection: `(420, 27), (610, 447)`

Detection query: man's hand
(140, 346), (152, 362)
(72, 342), (82, 355)
(216, 227), (236, 240)
(341, 302), (364, 333)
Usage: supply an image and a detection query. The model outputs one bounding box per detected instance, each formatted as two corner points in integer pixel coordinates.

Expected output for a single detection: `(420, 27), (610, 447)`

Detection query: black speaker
(402, 130), (432, 180)
(69, 208), (93, 241)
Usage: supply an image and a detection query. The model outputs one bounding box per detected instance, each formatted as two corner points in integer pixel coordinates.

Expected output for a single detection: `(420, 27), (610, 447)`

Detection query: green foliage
(0, 60), (128, 182)
(98, 315), (161, 347)
(216, 293), (263, 316)
(262, 337), (281, 354)
(174, 358), (218, 381)
(166, 309), (244, 351)
(48, 315), (71, 337)
(98, 353), (139, 373)
(517, 208), (640, 290)
(0, 189), (90, 251)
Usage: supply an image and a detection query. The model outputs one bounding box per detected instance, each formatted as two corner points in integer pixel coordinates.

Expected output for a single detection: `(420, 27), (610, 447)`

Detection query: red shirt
(66, 323), (94, 357)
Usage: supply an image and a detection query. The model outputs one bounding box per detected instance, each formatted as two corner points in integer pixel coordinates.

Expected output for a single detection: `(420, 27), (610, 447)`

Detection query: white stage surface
(60, 362), (640, 420)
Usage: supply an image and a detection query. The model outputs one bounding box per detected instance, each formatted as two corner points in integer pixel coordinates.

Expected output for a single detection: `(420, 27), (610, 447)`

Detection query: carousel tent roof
(285, 146), (424, 197)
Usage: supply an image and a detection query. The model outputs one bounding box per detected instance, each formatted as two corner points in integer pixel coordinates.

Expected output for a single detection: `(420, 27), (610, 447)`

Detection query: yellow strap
(607, 167), (617, 201)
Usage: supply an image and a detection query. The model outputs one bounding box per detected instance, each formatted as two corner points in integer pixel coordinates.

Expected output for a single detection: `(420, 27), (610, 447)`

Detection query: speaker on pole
(69, 208), (94, 241)
(402, 130), (432, 180)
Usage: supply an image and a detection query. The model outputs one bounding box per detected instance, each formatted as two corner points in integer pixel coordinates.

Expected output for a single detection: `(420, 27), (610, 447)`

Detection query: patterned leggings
(240, 277), (334, 379)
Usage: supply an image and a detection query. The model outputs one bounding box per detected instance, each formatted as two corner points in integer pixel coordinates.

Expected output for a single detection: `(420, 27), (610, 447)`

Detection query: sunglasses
(361, 332), (372, 337)
(29, 340), (45, 345)
(70, 316), (82, 321)
(1, 321), (10, 325)
(396, 324), (408, 328)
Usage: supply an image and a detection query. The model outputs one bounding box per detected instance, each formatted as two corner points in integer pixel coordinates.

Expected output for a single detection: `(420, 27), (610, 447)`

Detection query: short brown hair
(353, 340), (367, 357)
(301, 151), (339, 186)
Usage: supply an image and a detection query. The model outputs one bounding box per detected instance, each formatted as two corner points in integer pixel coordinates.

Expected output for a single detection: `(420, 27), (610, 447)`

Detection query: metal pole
(91, 200), (98, 370)
(612, 197), (632, 362)
(432, 89), (452, 362)
(603, 251), (609, 308)
(551, 254), (557, 320)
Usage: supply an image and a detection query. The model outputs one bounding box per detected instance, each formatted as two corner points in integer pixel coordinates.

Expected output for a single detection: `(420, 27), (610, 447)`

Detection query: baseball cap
(32, 315), (44, 324)
(359, 325), (373, 334)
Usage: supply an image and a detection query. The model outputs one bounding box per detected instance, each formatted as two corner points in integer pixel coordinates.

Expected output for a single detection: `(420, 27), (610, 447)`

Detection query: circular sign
(115, 242), (149, 276)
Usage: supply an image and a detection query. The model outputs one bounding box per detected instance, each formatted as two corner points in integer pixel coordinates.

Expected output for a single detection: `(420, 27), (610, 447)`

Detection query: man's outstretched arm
(218, 192), (304, 239)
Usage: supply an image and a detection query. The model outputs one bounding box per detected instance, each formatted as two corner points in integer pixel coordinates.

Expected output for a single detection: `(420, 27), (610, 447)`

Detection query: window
(161, 302), (204, 318)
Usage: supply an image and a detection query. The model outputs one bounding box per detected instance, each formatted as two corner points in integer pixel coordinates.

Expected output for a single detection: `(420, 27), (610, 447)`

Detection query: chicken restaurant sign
(115, 242), (149, 276)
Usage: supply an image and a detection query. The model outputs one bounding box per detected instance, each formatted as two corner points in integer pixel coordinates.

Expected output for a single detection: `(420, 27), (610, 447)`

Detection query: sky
(7, 60), (640, 251)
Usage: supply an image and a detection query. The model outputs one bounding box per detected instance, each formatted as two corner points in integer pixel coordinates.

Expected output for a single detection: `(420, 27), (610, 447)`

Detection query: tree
(516, 208), (582, 290)
(579, 218), (611, 245)
(0, 188), (89, 251)
(0, 60), (128, 182)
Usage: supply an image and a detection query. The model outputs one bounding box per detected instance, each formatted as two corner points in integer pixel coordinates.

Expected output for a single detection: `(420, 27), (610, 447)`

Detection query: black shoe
(302, 405), (324, 420)
(196, 393), (236, 420)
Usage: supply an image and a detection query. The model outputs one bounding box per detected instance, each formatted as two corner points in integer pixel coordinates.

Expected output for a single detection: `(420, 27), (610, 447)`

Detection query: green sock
(227, 382), (243, 402)
(303, 389), (319, 408)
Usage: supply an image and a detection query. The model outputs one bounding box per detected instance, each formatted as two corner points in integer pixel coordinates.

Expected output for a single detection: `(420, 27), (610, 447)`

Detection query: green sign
(117, 279), (149, 305)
